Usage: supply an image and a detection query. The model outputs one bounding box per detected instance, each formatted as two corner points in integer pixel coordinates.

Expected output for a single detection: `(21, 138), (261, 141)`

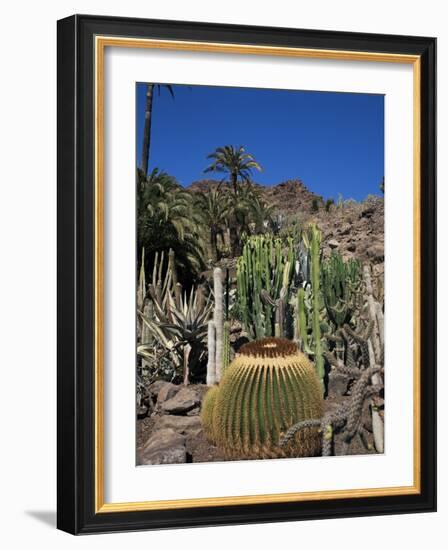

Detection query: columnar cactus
(236, 235), (295, 339)
(303, 224), (325, 389)
(213, 267), (224, 382)
(206, 337), (323, 459)
(321, 252), (361, 329)
(206, 320), (217, 386)
(294, 286), (311, 354)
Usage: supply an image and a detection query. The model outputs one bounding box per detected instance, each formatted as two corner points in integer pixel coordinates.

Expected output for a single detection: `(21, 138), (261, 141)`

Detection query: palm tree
(204, 146), (262, 254)
(247, 190), (275, 234)
(140, 84), (174, 176)
(204, 146), (262, 195)
(137, 168), (204, 283)
(194, 187), (230, 263)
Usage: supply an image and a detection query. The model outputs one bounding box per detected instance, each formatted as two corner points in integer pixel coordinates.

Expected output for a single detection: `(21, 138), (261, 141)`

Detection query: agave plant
(138, 250), (213, 384)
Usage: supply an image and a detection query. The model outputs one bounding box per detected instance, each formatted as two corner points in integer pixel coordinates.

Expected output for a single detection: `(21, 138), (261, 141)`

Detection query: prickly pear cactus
(211, 337), (323, 459)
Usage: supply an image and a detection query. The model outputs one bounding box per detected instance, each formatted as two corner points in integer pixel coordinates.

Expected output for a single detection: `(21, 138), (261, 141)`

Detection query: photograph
(135, 82), (385, 465)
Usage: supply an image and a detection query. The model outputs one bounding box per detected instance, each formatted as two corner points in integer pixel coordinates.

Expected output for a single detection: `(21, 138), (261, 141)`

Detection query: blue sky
(136, 83), (384, 201)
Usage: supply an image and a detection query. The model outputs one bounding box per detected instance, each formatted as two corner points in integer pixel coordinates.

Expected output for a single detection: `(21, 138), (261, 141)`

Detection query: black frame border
(57, 14), (436, 534)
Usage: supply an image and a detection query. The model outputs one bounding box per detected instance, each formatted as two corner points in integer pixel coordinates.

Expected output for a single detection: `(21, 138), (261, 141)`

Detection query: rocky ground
(137, 382), (227, 465)
(137, 376), (377, 465)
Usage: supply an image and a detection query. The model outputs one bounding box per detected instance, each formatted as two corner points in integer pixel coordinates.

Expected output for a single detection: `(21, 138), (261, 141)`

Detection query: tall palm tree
(204, 146), (262, 195)
(140, 84), (174, 176)
(247, 191), (275, 234)
(204, 146), (262, 255)
(194, 187), (230, 263)
(137, 168), (204, 282)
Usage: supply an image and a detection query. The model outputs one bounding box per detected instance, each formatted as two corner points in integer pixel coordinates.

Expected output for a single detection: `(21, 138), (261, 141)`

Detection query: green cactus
(295, 287), (312, 354)
(303, 224), (325, 389)
(222, 320), (231, 373)
(210, 337), (323, 459)
(201, 385), (220, 443)
(236, 235), (295, 340)
(321, 252), (361, 329)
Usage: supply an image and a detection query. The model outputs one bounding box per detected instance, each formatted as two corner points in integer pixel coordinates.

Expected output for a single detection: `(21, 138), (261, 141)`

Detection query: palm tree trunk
(210, 228), (218, 262)
(230, 222), (240, 256)
(141, 84), (154, 176)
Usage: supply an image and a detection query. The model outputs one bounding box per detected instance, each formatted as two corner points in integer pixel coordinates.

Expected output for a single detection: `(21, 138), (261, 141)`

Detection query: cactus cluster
(321, 252), (362, 329)
(236, 235), (296, 339)
(201, 337), (323, 459)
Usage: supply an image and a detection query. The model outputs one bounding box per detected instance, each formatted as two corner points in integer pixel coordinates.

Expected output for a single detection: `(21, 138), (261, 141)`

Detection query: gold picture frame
(57, 15), (436, 534)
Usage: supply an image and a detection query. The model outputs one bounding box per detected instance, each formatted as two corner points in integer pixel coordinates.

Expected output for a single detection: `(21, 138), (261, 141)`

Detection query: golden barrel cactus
(207, 337), (323, 459)
(201, 385), (220, 443)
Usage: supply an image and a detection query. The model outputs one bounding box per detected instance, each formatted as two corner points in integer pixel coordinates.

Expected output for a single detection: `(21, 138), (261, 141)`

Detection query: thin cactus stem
(206, 321), (217, 386)
(308, 225), (325, 389)
(213, 267), (224, 383)
(137, 247), (146, 311)
(363, 264), (382, 364)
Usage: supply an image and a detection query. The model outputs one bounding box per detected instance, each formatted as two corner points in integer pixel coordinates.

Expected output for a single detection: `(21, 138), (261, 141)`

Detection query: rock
(327, 239), (340, 249)
(153, 415), (202, 435)
(347, 242), (356, 252)
(161, 386), (201, 415)
(148, 380), (168, 400)
(360, 206), (375, 219)
(156, 382), (181, 405)
(138, 428), (186, 465)
(137, 405), (149, 419)
(339, 223), (351, 236)
(366, 244), (384, 263)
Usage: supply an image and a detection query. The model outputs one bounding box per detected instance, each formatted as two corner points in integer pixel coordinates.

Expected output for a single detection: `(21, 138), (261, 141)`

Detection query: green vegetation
(236, 234), (295, 340)
(137, 168), (204, 284)
(203, 338), (323, 459)
(137, 141), (384, 458)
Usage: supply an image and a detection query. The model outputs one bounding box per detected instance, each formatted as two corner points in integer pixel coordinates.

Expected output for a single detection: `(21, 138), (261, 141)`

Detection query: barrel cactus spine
(222, 320), (231, 373)
(201, 385), (220, 443)
(211, 337), (323, 459)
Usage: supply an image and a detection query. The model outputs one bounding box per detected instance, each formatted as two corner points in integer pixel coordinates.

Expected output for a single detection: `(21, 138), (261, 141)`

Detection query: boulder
(137, 428), (186, 465)
(137, 405), (149, 419)
(161, 386), (201, 415)
(156, 382), (181, 405)
(366, 244), (384, 263)
(153, 415), (202, 435)
(148, 380), (168, 400)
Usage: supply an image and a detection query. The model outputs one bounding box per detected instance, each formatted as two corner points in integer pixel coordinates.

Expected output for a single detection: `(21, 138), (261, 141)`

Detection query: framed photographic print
(57, 14), (436, 534)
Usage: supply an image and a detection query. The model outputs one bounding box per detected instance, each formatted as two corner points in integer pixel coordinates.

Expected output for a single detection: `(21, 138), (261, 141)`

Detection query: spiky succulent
(207, 337), (323, 459)
(201, 385), (220, 443)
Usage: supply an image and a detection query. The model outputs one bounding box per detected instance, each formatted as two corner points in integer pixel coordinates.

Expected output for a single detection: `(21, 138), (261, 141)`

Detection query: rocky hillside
(187, 178), (384, 276)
